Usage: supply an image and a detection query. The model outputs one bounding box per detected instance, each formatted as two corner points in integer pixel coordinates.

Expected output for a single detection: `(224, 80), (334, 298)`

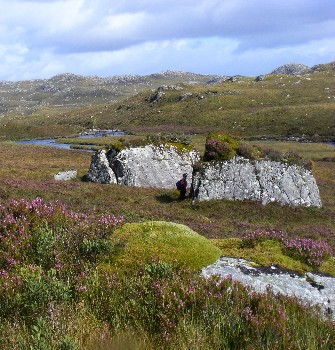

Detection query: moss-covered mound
(107, 221), (222, 273)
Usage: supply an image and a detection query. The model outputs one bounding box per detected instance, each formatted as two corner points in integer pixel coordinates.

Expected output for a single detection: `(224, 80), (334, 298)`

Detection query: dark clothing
(179, 177), (187, 200)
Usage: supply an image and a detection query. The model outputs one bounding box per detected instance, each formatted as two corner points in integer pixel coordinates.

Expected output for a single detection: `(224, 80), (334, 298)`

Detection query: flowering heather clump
(242, 229), (333, 268)
(242, 229), (286, 248)
(89, 262), (335, 349)
(204, 133), (240, 161)
(283, 237), (333, 268)
(0, 197), (124, 316)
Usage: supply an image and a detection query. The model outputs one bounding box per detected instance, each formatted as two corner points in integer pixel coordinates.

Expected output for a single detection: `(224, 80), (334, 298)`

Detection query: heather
(0, 140), (334, 348)
(0, 198), (334, 349)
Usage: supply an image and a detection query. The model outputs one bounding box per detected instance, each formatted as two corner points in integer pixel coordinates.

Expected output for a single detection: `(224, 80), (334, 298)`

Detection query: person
(178, 173), (188, 200)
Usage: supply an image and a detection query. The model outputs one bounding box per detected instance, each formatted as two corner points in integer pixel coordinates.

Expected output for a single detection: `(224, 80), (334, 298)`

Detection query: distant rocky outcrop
(271, 63), (309, 75)
(87, 145), (200, 188)
(192, 156), (321, 207)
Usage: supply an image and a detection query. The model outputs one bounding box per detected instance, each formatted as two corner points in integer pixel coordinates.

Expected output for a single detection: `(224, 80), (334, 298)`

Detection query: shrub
(0, 197), (124, 319)
(105, 221), (222, 273)
(204, 133), (240, 161)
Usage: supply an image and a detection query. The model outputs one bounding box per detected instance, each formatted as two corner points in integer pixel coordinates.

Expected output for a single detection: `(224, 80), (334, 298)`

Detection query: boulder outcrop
(87, 147), (321, 208)
(87, 145), (200, 189)
(202, 256), (335, 319)
(192, 156), (321, 207)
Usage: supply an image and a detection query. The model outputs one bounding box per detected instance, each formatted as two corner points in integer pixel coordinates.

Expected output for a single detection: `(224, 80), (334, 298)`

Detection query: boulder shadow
(155, 192), (179, 203)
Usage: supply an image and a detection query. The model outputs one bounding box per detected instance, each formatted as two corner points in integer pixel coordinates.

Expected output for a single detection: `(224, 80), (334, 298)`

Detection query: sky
(0, 0), (334, 81)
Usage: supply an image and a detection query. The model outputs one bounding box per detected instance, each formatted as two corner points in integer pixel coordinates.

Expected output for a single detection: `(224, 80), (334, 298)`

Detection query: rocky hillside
(0, 61), (334, 141)
(0, 71), (215, 117)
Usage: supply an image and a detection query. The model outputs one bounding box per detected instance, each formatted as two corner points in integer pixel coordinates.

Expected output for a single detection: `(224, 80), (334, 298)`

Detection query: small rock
(54, 170), (77, 181)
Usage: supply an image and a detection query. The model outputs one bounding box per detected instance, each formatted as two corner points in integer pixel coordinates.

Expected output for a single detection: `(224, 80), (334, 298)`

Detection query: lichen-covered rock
(192, 157), (321, 207)
(110, 145), (200, 188)
(87, 150), (117, 184)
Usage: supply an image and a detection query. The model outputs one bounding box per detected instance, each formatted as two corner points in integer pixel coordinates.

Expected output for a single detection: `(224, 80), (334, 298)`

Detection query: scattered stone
(54, 170), (77, 181)
(148, 91), (165, 103)
(178, 93), (193, 101)
(255, 75), (266, 82)
(206, 76), (229, 84)
(157, 85), (183, 91)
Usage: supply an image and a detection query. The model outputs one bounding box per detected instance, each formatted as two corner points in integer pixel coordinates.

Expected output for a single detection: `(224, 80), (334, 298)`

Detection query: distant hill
(0, 71), (216, 117)
(0, 61), (334, 142)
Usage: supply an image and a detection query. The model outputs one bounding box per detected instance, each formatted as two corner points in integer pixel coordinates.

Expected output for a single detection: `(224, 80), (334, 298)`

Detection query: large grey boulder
(87, 145), (200, 189)
(202, 256), (335, 319)
(192, 157), (321, 207)
(87, 150), (117, 184)
(110, 145), (200, 188)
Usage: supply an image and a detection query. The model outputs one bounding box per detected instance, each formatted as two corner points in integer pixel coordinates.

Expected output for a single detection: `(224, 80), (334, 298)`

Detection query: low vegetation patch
(213, 228), (335, 275)
(202, 132), (314, 169)
(106, 221), (222, 273)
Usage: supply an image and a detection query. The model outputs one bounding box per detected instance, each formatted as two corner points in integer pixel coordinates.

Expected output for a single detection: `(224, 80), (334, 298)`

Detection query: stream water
(17, 129), (125, 151)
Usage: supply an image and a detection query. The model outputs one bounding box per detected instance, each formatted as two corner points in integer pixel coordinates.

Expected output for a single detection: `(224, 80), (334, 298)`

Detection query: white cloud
(0, 0), (334, 80)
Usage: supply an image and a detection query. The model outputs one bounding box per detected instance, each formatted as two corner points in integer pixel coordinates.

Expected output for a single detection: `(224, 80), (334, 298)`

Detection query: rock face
(87, 145), (200, 189)
(87, 148), (321, 208)
(86, 150), (117, 184)
(192, 157), (321, 207)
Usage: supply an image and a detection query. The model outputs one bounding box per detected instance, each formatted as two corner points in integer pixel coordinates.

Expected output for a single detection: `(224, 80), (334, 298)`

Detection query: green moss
(212, 238), (312, 273)
(319, 257), (335, 276)
(105, 221), (222, 273)
(165, 142), (193, 153)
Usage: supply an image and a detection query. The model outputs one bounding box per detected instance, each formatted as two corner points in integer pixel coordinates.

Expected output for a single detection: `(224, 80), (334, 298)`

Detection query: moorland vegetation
(0, 62), (334, 348)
